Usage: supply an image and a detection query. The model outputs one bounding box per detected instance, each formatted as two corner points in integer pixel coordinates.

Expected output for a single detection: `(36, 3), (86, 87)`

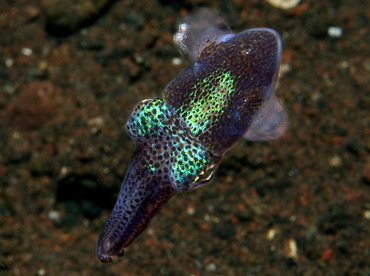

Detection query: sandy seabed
(0, 0), (369, 275)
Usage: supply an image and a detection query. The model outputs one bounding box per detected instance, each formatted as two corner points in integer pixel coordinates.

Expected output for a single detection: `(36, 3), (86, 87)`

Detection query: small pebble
(87, 116), (104, 128)
(5, 59), (13, 67)
(60, 166), (68, 176)
(329, 155), (342, 167)
(265, 0), (301, 9)
(37, 269), (46, 276)
(21, 48), (33, 56)
(280, 63), (291, 76)
(206, 263), (217, 272)
(13, 132), (23, 141)
(172, 57), (182, 66)
(287, 239), (297, 258)
(187, 205), (195, 215)
(363, 211), (370, 220)
(328, 27), (342, 38)
(267, 228), (276, 240)
(48, 210), (60, 221)
(339, 61), (349, 70)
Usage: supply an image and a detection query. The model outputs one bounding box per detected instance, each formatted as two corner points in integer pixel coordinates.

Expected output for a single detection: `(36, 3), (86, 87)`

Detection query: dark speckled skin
(165, 29), (281, 154)
(97, 8), (287, 263)
(96, 150), (177, 263)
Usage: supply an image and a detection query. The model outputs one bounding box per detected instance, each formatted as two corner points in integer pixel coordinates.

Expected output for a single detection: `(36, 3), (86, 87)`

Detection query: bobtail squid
(97, 8), (288, 263)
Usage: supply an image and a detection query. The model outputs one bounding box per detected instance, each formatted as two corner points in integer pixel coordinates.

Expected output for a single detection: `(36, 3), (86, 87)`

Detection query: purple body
(97, 8), (287, 263)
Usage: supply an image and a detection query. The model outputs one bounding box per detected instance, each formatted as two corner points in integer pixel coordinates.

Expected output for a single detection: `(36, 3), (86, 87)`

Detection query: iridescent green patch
(127, 98), (166, 137)
(176, 70), (235, 135)
(126, 98), (216, 190)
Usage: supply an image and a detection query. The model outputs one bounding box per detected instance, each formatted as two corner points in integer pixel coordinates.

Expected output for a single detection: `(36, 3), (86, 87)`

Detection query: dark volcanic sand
(1, 0), (369, 275)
